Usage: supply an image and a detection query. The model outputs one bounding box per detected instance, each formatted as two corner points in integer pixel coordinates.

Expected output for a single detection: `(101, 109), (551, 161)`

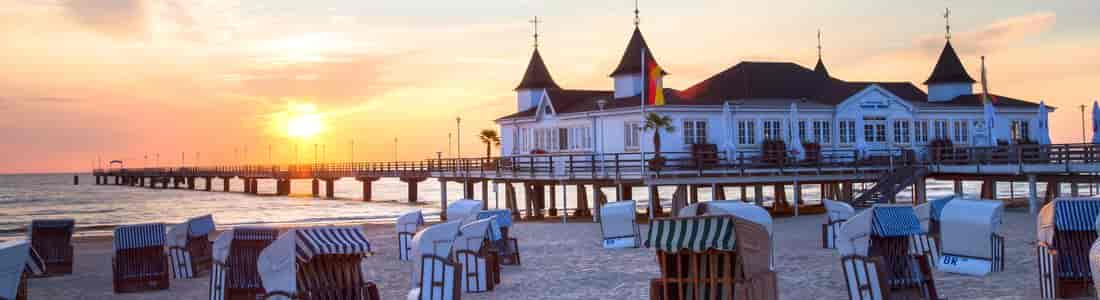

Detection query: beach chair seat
(936, 199), (1004, 276)
(837, 205), (940, 300)
(1, 240), (45, 300)
(454, 218), (499, 293)
(258, 226), (378, 300)
(823, 200), (855, 249)
(28, 219), (75, 276)
(407, 221), (462, 300)
(398, 211), (425, 261)
(168, 214), (215, 279)
(600, 201), (640, 249)
(1036, 198), (1100, 299)
(112, 223), (170, 293)
(209, 227), (280, 300)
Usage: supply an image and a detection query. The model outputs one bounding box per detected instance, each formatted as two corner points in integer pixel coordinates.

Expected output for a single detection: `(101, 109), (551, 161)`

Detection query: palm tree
(478, 129), (501, 158)
(643, 112), (675, 158)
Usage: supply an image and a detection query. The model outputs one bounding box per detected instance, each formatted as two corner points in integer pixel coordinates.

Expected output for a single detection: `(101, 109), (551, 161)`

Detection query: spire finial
(944, 8), (952, 40)
(529, 16), (541, 49)
(817, 29), (823, 60)
(634, 0), (640, 27)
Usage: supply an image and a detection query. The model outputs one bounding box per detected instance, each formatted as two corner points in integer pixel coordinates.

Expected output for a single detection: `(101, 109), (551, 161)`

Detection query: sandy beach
(24, 208), (1081, 299)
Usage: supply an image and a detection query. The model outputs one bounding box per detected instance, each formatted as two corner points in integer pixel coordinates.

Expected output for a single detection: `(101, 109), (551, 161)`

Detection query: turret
(610, 28), (665, 98)
(924, 41), (975, 102)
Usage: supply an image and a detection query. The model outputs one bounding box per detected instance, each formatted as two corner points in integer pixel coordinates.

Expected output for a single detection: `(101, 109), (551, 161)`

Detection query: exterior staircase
(852, 166), (929, 207)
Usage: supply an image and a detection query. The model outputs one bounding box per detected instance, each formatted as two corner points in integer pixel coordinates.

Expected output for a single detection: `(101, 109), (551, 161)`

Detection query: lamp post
(393, 138), (398, 161)
(456, 117), (462, 159)
(1081, 104), (1088, 143)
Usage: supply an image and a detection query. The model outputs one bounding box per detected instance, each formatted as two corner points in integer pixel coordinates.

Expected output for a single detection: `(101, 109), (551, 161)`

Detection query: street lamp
(1082, 104), (1088, 143)
(394, 138), (399, 161)
(456, 117), (462, 159)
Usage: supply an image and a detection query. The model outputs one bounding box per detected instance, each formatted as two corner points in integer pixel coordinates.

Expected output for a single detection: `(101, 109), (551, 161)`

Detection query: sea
(0, 173), (1081, 238)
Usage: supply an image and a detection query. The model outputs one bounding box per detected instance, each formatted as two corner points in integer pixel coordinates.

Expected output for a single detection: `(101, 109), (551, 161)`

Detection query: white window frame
(737, 120), (756, 145)
(812, 120), (831, 144)
(933, 120), (949, 140)
(893, 120), (911, 144)
(838, 120), (856, 144)
(763, 120), (782, 141)
(1011, 120), (1030, 142)
(624, 122), (642, 152)
(683, 119), (708, 145)
(914, 120), (929, 144)
(953, 120), (969, 144)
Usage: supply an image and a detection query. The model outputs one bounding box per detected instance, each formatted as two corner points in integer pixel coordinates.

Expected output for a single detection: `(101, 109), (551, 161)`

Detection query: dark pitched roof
(497, 89), (614, 120)
(924, 41), (976, 85)
(677, 62), (832, 102)
(609, 27), (666, 77)
(814, 58), (829, 77)
(515, 49), (561, 90)
(934, 93), (1044, 108)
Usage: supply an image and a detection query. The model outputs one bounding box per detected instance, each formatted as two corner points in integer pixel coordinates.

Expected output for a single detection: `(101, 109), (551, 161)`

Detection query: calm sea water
(0, 173), (1076, 237)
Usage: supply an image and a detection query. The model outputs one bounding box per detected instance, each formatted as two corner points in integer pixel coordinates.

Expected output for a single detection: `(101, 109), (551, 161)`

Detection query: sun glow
(284, 103), (324, 139)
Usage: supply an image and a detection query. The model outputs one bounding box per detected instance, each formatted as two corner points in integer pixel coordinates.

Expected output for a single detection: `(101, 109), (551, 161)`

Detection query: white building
(496, 25), (1051, 160)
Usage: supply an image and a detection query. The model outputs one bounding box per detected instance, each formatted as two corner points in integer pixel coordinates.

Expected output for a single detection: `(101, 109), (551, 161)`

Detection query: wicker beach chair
(913, 196), (956, 258)
(112, 223), (170, 293)
(446, 200), (483, 225)
(454, 218), (500, 293)
(936, 199), (1004, 276)
(646, 214), (778, 300)
(1037, 198), (1100, 299)
(823, 200), (856, 249)
(168, 214), (216, 279)
(398, 210), (425, 261)
(407, 221), (462, 300)
(600, 201), (640, 249)
(837, 205), (940, 300)
(258, 226), (378, 300)
(476, 209), (519, 266)
(0, 240), (45, 300)
(209, 227), (280, 300)
(28, 219), (74, 276)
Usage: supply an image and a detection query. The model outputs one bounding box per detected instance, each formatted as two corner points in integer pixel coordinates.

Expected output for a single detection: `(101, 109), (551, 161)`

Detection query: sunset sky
(2, 0), (1098, 173)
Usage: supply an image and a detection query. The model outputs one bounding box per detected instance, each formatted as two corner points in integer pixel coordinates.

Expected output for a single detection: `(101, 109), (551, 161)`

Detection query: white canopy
(167, 214), (214, 248)
(721, 102), (738, 162)
(824, 200), (856, 223)
(447, 200), (483, 225)
(678, 201), (773, 235)
(454, 218), (493, 253)
(853, 113), (869, 158)
(837, 208), (873, 257)
(1093, 101), (1100, 144)
(397, 210), (424, 234)
(940, 200), (1004, 259)
(409, 221), (462, 285)
(259, 231), (297, 297)
(1033, 100), (1051, 145)
(600, 201), (637, 240)
(788, 103), (806, 161)
(0, 240), (40, 300)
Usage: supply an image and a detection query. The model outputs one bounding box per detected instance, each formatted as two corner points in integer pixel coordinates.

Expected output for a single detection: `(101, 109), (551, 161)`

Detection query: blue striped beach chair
(646, 214), (778, 300)
(397, 210), (425, 261)
(168, 214), (215, 279)
(208, 227), (279, 300)
(28, 219), (74, 276)
(258, 226), (378, 300)
(406, 221), (462, 300)
(836, 205), (940, 300)
(1037, 198), (1100, 299)
(0, 240), (45, 300)
(112, 223), (170, 293)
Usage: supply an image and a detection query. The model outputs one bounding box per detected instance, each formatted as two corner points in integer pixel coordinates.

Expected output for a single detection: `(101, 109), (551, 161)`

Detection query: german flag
(644, 49), (664, 106)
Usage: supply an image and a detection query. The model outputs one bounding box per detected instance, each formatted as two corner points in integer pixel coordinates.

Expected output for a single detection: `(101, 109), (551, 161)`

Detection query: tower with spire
(814, 29), (829, 77)
(515, 16), (561, 112)
(610, 2), (665, 98)
(925, 8), (976, 102)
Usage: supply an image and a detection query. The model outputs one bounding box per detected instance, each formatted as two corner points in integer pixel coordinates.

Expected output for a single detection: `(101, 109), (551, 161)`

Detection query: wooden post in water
(73, 175), (79, 185)
(620, 184), (633, 201)
(439, 179), (448, 221)
(648, 185), (660, 218)
(311, 179), (320, 197)
(400, 177), (424, 202)
(324, 179), (335, 199)
(953, 180), (963, 197)
(575, 184), (590, 217)
(357, 177), (378, 201)
(1028, 174), (1039, 214)
(688, 185), (699, 204)
(754, 185), (764, 206)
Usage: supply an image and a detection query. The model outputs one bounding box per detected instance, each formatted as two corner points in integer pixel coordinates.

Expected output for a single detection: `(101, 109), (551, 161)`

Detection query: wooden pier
(92, 143), (1100, 220)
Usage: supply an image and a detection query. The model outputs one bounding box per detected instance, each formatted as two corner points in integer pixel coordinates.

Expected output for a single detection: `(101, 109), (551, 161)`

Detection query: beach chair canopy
(600, 201), (637, 239)
(0, 240), (44, 299)
(648, 215), (736, 253)
(258, 226), (372, 296)
(409, 221), (462, 285)
(213, 226), (279, 263)
(447, 200), (483, 225)
(940, 199), (1004, 259)
(477, 209), (513, 228)
(114, 223), (166, 251)
(927, 196), (957, 221)
(1037, 197), (1100, 245)
(397, 210), (425, 234)
(454, 218), (493, 253)
(838, 205), (924, 256)
(824, 200), (856, 222)
(29, 219), (75, 237)
(678, 201), (773, 235)
(167, 214), (215, 248)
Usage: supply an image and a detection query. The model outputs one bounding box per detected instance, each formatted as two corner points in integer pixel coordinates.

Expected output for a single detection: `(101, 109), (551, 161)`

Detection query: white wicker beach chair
(1036, 197), (1100, 299)
(823, 200), (856, 249)
(0, 240), (45, 300)
(599, 200), (640, 249)
(168, 214), (216, 279)
(208, 227), (279, 300)
(447, 200), (483, 225)
(113, 223), (170, 293)
(257, 226), (377, 300)
(397, 210), (425, 261)
(454, 218), (497, 293)
(837, 205), (940, 300)
(407, 221), (462, 300)
(936, 199), (1004, 276)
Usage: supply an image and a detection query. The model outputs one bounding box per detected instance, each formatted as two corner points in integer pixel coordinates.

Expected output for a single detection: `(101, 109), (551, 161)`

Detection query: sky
(1, 0), (1098, 173)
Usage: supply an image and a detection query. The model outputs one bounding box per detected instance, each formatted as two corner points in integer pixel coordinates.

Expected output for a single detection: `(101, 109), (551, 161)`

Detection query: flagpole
(641, 48), (651, 219)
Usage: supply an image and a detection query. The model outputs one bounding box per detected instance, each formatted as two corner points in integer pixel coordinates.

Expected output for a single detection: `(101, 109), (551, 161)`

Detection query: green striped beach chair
(837, 205), (940, 300)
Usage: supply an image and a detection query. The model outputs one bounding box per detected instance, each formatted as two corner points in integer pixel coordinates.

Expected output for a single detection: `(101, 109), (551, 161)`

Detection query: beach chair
(258, 226), (379, 300)
(837, 205), (940, 300)
(168, 214), (216, 279)
(477, 209), (520, 265)
(600, 201), (640, 249)
(407, 221), (463, 300)
(913, 196), (956, 256)
(934, 199), (1003, 276)
(823, 200), (856, 249)
(454, 218), (499, 293)
(1037, 197), (1100, 299)
(0, 240), (45, 300)
(680, 201), (776, 268)
(209, 227), (280, 300)
(112, 223), (170, 293)
(28, 219), (74, 276)
(646, 214), (778, 300)
(398, 210), (425, 261)
(446, 200), (483, 225)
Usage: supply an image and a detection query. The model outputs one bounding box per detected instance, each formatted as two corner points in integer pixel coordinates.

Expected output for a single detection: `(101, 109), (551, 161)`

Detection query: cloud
(228, 53), (403, 106)
(60, 0), (149, 40)
(915, 12), (1057, 55)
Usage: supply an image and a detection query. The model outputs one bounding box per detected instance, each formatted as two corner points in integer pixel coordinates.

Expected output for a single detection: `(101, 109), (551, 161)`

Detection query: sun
(285, 103), (324, 139)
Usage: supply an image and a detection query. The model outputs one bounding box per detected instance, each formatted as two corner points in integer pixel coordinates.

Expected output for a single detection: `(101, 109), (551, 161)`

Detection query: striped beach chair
(454, 218), (499, 293)
(406, 221), (462, 300)
(599, 201), (640, 249)
(0, 240), (45, 300)
(28, 219), (74, 276)
(837, 205), (940, 300)
(112, 223), (170, 293)
(476, 210), (520, 266)
(936, 199), (1004, 276)
(1037, 198), (1100, 299)
(258, 226), (379, 300)
(397, 210), (425, 261)
(646, 214), (778, 300)
(823, 200), (856, 249)
(209, 227), (279, 300)
(168, 214), (216, 279)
